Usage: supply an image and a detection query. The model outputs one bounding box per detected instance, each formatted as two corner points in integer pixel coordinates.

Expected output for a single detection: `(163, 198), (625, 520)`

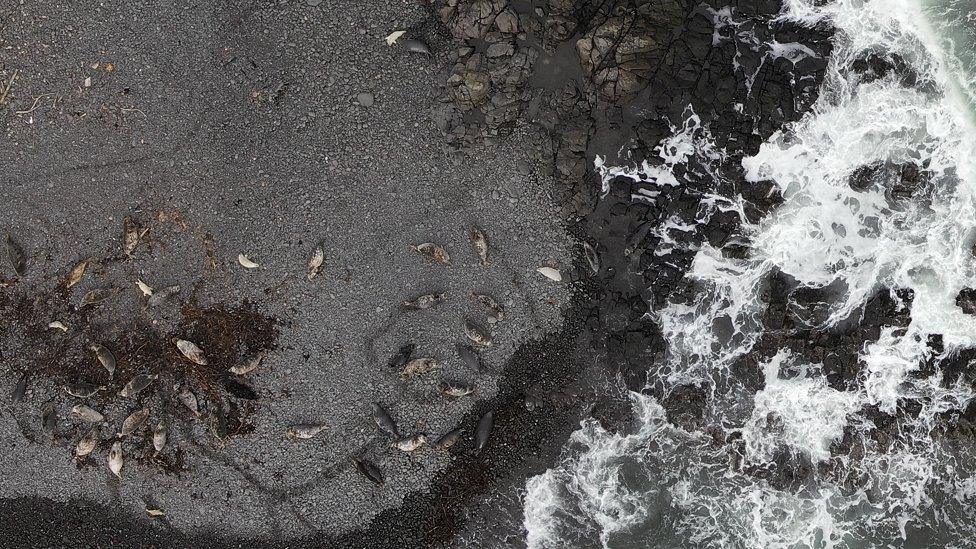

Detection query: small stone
(306, 0), (321, 5)
(357, 93), (374, 107)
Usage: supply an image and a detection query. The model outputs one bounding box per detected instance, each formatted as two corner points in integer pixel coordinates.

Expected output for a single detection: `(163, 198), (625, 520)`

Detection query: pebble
(306, 0), (322, 5)
(357, 93), (374, 107)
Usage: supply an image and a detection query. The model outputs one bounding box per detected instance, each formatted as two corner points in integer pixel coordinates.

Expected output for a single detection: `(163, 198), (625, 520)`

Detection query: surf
(524, 0), (976, 547)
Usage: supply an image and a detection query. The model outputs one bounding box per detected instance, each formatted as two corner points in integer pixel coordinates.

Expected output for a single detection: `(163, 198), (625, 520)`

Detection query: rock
(431, 102), (461, 133)
(494, 8), (519, 34)
(489, 47), (537, 91)
(849, 160), (932, 206)
(357, 92), (374, 107)
(448, 70), (492, 110)
(661, 383), (708, 431)
(554, 121), (592, 182)
(849, 50), (918, 87)
(486, 42), (514, 58)
(849, 162), (882, 192)
(482, 92), (523, 132)
(957, 288), (976, 315)
(543, 0), (578, 50)
(576, 14), (659, 101)
(450, 0), (508, 41)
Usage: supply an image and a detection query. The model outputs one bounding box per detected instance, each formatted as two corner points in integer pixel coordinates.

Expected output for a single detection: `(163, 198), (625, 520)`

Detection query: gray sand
(0, 0), (573, 539)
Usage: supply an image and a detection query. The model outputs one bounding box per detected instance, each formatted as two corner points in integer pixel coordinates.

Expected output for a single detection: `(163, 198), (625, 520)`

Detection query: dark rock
(957, 288), (976, 315)
(356, 92), (374, 107)
(849, 161), (883, 191)
(741, 447), (815, 492)
(449, 0), (508, 41)
(661, 383), (708, 431)
(575, 12), (665, 101)
(849, 50), (917, 87)
(494, 8), (519, 34)
(485, 42), (514, 58)
(448, 70), (492, 110)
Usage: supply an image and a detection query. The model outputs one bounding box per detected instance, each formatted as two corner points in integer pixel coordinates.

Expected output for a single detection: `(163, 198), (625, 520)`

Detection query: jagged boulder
(448, 69), (492, 110)
(443, 0), (509, 40)
(574, 3), (685, 101)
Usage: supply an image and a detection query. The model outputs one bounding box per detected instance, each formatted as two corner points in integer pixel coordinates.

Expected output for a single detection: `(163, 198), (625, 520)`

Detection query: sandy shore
(0, 0), (580, 544)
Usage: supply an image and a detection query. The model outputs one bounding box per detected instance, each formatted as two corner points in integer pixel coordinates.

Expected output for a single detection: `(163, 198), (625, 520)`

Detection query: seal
(122, 216), (140, 257)
(231, 351), (266, 375)
(409, 242), (451, 265)
(394, 434), (427, 452)
(119, 408), (149, 437)
(474, 410), (494, 452)
(153, 421), (167, 453)
(307, 242), (325, 280)
(211, 405), (229, 441)
(354, 458), (384, 485)
(402, 292), (447, 310)
(438, 380), (475, 398)
(64, 381), (100, 399)
(286, 424), (327, 441)
(136, 279), (153, 296)
(76, 427), (99, 457)
(456, 343), (482, 371)
(433, 427), (463, 450)
(48, 321), (68, 332)
(78, 288), (114, 310)
(400, 357), (439, 380)
(175, 339), (208, 365)
(178, 386), (201, 417)
(90, 343), (116, 378)
(10, 373), (28, 403)
(65, 258), (88, 288)
(119, 374), (157, 398)
(583, 241), (600, 275)
(463, 318), (492, 347)
(371, 403), (399, 436)
(71, 404), (104, 423)
(4, 233), (26, 275)
(147, 285), (180, 307)
(401, 39), (431, 55)
(387, 343), (415, 370)
(108, 441), (124, 478)
(41, 404), (57, 436)
(470, 292), (505, 322)
(468, 225), (489, 266)
(536, 266), (562, 282)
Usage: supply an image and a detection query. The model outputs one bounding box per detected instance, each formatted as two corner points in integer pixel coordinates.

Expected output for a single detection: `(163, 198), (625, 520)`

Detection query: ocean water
(524, 0), (976, 547)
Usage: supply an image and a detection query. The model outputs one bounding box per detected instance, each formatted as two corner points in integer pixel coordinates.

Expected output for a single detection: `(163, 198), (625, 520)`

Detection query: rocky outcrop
(442, 0), (512, 40)
(662, 383), (709, 431)
(957, 288), (976, 315)
(574, 4), (682, 102)
(448, 68), (492, 110)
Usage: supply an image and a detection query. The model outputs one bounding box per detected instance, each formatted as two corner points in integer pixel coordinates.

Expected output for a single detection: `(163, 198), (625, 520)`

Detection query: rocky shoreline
(327, 0), (840, 546)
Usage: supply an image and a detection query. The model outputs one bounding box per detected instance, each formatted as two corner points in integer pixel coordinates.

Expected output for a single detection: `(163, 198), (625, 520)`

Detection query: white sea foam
(525, 0), (976, 547)
(743, 351), (860, 464)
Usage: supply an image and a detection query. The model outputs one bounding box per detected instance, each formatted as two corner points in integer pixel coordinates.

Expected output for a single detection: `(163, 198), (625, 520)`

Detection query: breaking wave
(524, 0), (976, 547)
